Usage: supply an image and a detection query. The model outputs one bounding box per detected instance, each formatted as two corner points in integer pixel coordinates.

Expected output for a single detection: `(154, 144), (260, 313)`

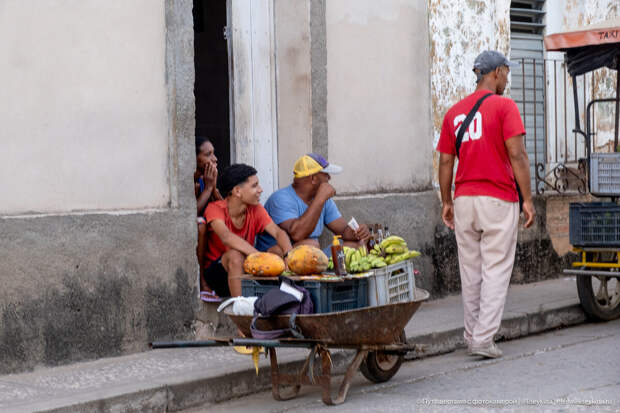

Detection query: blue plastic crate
(241, 278), (368, 313)
(569, 202), (620, 247)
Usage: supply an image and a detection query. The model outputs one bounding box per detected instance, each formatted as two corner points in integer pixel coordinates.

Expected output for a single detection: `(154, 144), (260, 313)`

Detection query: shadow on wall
(0, 269), (194, 375)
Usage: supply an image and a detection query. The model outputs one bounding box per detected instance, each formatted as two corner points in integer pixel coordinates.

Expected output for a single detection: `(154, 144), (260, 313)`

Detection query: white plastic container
(368, 259), (416, 306)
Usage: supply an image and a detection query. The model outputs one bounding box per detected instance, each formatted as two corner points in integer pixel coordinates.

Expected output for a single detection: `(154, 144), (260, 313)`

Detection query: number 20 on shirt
(454, 112), (483, 142)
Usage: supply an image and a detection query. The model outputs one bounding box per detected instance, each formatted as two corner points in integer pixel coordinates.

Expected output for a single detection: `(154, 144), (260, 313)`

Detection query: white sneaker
(471, 342), (502, 359)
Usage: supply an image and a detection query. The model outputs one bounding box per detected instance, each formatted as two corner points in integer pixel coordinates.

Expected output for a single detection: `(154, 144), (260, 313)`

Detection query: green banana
(389, 250), (420, 264)
(385, 245), (407, 254)
(408, 250), (421, 259)
(380, 236), (405, 249)
(358, 246), (367, 257)
(345, 248), (355, 268)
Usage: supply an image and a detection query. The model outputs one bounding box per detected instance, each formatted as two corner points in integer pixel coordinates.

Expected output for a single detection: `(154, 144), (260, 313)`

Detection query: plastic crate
(368, 259), (416, 306)
(590, 153), (620, 196)
(241, 277), (368, 313)
(569, 202), (620, 247)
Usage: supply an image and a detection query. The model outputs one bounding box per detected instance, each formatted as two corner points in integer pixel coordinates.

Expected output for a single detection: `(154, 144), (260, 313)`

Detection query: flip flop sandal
(200, 290), (222, 303)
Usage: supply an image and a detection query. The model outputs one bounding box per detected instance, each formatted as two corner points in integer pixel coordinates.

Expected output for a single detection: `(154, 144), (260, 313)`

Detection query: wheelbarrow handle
(232, 338), (314, 348)
(150, 340), (228, 349)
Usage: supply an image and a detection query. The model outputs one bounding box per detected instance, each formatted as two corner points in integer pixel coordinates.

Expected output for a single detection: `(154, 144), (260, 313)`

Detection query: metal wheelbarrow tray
(227, 288), (429, 405)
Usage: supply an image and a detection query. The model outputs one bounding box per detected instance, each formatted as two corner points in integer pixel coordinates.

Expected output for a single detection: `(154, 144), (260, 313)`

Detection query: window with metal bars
(510, 1), (546, 193)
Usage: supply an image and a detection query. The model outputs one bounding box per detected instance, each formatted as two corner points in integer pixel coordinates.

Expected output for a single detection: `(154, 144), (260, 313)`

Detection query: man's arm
(210, 219), (258, 256)
(281, 183), (336, 242)
(438, 152), (456, 230)
(264, 222), (293, 256)
(327, 217), (370, 242)
(505, 135), (536, 228)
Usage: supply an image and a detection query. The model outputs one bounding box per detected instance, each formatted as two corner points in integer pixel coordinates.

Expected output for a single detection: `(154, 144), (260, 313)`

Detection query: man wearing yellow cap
(256, 153), (370, 255)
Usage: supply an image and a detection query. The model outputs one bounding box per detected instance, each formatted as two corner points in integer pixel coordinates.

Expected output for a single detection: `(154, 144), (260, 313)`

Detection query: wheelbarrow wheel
(360, 330), (405, 383)
(577, 272), (620, 321)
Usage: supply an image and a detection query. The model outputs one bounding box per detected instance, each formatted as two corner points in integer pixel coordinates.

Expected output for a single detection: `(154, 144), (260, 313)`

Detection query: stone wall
(0, 0), (198, 374)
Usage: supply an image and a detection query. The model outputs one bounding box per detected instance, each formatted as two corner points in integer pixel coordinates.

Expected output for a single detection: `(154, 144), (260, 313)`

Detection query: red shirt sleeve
(204, 201), (226, 223)
(437, 111), (456, 155)
(253, 204), (273, 233)
(501, 98), (526, 141)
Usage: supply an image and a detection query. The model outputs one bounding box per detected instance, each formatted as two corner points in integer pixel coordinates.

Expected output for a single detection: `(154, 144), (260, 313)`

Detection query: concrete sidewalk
(0, 277), (586, 413)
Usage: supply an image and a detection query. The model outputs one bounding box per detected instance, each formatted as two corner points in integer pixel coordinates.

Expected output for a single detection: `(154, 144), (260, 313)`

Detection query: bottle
(331, 235), (347, 276)
(367, 226), (376, 250)
(384, 225), (391, 238)
(376, 224), (384, 244)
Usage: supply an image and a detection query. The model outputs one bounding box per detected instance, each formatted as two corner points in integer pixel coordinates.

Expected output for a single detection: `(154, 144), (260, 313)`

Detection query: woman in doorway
(195, 136), (223, 302)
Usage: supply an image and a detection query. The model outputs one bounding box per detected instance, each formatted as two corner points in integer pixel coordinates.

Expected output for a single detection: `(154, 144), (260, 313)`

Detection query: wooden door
(229, 0), (278, 198)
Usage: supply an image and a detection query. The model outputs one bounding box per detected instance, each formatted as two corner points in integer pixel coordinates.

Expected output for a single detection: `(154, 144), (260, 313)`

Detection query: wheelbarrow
(152, 288), (429, 406)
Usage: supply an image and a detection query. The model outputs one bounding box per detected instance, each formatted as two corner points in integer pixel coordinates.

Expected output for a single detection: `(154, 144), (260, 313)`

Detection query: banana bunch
(326, 235), (421, 273)
(370, 236), (421, 265)
(327, 245), (387, 273)
(346, 245), (387, 273)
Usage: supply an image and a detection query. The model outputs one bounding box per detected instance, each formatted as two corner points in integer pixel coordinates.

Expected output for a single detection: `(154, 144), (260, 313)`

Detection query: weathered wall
(0, 0), (170, 215)
(325, 0), (433, 194)
(274, 0), (313, 187)
(0, 0), (197, 374)
(429, 0), (511, 185)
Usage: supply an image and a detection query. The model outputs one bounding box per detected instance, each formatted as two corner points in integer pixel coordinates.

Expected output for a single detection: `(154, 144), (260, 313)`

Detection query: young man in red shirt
(437, 50), (535, 359)
(204, 164), (293, 297)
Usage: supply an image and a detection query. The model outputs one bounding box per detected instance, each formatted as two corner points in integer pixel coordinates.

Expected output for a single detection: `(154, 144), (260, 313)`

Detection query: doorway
(193, 0), (231, 168)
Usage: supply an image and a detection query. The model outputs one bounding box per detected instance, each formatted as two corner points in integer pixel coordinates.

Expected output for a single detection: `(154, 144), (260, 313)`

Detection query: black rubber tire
(360, 331), (405, 383)
(577, 274), (620, 321)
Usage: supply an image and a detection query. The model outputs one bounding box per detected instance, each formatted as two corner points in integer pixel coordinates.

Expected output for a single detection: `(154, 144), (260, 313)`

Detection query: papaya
(243, 252), (285, 277)
(286, 245), (329, 275)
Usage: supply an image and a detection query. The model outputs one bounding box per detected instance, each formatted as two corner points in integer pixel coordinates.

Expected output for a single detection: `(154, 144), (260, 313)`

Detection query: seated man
(256, 153), (369, 255)
(204, 164), (293, 297)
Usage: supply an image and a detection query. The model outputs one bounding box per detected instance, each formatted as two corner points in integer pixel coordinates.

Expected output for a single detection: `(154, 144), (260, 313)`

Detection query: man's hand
(203, 162), (218, 191)
(442, 203), (455, 230)
(316, 182), (336, 201)
(522, 199), (536, 228)
(354, 224), (371, 241)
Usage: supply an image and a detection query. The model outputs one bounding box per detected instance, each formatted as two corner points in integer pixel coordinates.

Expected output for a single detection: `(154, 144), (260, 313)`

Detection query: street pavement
(0, 277), (595, 412)
(182, 318), (620, 413)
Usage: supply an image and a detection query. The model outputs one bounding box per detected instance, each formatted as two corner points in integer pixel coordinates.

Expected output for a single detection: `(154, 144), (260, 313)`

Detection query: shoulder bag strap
(455, 93), (493, 158)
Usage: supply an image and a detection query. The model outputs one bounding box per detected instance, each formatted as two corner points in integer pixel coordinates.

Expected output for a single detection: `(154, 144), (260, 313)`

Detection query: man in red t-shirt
(204, 164), (293, 297)
(437, 51), (535, 359)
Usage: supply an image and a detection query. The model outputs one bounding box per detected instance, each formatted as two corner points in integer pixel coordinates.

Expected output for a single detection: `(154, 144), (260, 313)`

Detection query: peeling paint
(429, 0), (511, 184)
(430, 0), (617, 183)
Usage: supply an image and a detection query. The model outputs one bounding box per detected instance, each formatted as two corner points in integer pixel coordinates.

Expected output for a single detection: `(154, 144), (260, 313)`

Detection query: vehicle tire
(576, 273), (620, 321)
(360, 330), (405, 383)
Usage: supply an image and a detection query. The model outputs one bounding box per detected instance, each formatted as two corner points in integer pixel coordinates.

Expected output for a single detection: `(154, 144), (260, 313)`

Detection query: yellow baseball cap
(293, 153), (343, 178)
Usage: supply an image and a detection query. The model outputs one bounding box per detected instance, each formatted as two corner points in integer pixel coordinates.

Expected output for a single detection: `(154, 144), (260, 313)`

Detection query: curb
(36, 350), (355, 413)
(405, 303), (586, 360)
(31, 303), (586, 413)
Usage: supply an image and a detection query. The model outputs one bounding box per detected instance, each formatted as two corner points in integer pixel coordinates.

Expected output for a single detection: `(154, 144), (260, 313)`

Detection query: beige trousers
(454, 195), (519, 347)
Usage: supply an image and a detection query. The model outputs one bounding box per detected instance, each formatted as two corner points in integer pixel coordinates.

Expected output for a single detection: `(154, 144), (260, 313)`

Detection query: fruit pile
(327, 236), (420, 273)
